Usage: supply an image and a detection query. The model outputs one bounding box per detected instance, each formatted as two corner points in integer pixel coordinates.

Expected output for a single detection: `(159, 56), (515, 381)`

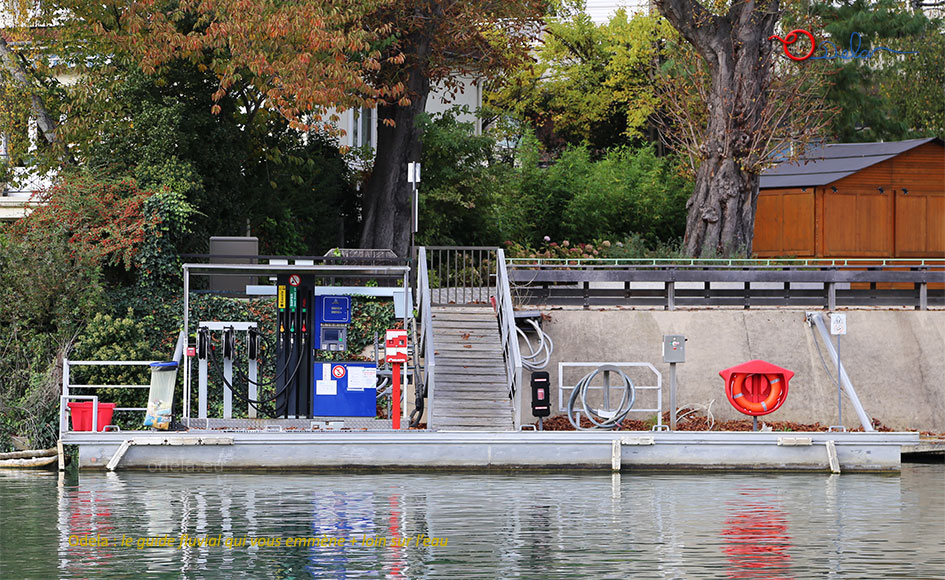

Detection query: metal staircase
(416, 247), (521, 431)
(429, 306), (514, 430)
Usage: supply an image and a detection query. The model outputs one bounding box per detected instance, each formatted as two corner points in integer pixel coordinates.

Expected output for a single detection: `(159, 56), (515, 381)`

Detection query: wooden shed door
(823, 189), (893, 256)
(753, 189), (814, 257)
(895, 189), (945, 257)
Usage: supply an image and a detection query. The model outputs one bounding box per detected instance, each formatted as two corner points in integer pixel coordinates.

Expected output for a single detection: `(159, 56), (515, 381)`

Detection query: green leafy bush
(417, 109), (693, 251)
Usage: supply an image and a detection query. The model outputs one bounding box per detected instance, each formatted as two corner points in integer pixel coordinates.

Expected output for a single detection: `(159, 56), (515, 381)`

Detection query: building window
(352, 107), (374, 149)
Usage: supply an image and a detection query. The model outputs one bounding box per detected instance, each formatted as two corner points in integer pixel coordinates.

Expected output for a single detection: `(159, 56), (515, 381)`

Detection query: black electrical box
(530, 371), (551, 418)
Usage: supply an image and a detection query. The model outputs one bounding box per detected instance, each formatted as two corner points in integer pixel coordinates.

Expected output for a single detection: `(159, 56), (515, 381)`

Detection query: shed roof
(759, 137), (942, 189)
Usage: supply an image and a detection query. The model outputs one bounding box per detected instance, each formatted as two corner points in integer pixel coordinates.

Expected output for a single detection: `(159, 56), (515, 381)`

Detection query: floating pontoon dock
(57, 249), (941, 474)
(64, 428), (919, 473)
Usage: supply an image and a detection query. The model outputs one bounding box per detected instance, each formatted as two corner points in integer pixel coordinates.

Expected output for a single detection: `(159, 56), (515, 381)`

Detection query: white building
(584, 0), (649, 23)
(335, 76), (483, 150)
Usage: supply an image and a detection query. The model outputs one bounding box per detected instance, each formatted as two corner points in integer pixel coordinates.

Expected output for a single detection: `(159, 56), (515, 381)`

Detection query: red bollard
(391, 361), (402, 430)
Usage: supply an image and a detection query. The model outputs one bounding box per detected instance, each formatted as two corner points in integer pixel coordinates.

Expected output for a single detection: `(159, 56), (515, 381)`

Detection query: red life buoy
(730, 373), (783, 415)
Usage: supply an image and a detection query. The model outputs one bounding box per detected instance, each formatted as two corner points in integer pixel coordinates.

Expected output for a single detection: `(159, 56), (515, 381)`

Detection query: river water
(1, 466), (942, 579)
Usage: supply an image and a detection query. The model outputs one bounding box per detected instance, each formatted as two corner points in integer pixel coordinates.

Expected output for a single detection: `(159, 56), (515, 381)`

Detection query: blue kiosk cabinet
(312, 362), (378, 417)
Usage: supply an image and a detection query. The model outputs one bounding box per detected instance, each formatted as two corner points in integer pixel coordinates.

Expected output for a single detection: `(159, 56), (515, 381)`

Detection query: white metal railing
(60, 359), (153, 433)
(557, 363), (664, 429)
(507, 257), (945, 268)
(424, 246), (498, 305)
(417, 248), (437, 429)
(496, 248), (524, 429)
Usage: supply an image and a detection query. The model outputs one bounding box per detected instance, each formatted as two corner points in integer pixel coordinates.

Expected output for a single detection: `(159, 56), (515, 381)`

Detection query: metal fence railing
(507, 262), (945, 310)
(424, 246), (497, 305)
(60, 359), (153, 433)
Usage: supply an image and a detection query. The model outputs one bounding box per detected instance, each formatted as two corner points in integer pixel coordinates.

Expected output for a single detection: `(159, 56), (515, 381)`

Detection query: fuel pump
(275, 274), (314, 418)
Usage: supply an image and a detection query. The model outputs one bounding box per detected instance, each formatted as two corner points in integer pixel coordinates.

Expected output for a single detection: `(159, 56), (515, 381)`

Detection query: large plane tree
(655, 0), (783, 257)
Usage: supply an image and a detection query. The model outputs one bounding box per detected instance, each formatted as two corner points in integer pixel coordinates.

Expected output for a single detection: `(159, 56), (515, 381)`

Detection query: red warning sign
(331, 365), (346, 379)
(288, 274), (301, 287)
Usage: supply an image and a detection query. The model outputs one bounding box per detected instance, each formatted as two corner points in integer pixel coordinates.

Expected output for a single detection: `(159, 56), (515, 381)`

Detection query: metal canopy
(181, 262), (412, 357)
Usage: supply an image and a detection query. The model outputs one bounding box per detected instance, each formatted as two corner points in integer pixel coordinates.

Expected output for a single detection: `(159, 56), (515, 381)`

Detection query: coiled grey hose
(567, 365), (635, 430)
(517, 319), (553, 371)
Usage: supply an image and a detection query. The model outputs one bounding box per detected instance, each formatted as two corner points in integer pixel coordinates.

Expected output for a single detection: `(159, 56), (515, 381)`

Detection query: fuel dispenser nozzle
(197, 327), (210, 360)
(223, 326), (235, 359)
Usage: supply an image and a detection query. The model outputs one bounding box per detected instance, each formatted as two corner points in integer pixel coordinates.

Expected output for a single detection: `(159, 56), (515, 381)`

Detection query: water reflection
(0, 467), (941, 579)
(722, 491), (792, 579)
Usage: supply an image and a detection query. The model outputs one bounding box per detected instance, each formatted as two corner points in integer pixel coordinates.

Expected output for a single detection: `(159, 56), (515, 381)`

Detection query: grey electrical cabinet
(662, 335), (686, 363)
(209, 236), (259, 294)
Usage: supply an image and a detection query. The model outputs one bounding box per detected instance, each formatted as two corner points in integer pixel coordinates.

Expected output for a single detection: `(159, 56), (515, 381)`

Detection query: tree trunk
(359, 39), (432, 257)
(656, 0), (779, 257)
(0, 35), (58, 145)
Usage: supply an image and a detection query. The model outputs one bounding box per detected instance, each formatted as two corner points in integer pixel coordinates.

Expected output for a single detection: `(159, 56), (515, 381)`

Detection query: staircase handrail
(496, 248), (523, 429)
(417, 247), (437, 429)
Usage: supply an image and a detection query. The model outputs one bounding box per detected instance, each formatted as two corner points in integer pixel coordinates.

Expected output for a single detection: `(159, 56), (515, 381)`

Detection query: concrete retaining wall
(520, 309), (945, 432)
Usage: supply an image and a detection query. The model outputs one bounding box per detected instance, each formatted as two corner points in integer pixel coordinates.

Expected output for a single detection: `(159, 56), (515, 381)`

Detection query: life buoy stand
(720, 360), (793, 417)
(730, 374), (783, 414)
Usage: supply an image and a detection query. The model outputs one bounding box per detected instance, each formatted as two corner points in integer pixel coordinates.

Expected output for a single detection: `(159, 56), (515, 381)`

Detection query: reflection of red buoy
(721, 360), (793, 416)
(722, 498), (793, 579)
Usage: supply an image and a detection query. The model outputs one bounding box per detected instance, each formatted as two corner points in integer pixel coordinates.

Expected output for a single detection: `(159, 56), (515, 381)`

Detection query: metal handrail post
(806, 312), (874, 431)
(496, 249), (523, 429)
(418, 248), (437, 429)
(60, 358), (70, 433)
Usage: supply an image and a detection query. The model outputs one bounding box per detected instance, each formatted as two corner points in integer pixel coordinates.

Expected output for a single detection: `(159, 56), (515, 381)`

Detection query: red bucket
(67, 402), (116, 432)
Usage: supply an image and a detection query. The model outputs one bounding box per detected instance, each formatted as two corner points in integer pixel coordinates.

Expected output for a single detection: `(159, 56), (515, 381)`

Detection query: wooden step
(434, 372), (508, 381)
(437, 380), (508, 388)
(430, 402), (510, 413)
(433, 317), (496, 324)
(434, 364), (506, 372)
(435, 420), (513, 430)
(436, 334), (501, 341)
(437, 413), (512, 430)
(436, 391), (508, 398)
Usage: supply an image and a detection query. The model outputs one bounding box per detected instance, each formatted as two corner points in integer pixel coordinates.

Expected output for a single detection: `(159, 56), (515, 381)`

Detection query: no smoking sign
(331, 365), (346, 379)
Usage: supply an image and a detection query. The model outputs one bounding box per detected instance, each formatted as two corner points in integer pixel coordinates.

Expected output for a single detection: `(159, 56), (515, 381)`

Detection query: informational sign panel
(312, 362), (377, 417)
(385, 329), (409, 363)
(318, 296), (351, 324)
(830, 313), (847, 335)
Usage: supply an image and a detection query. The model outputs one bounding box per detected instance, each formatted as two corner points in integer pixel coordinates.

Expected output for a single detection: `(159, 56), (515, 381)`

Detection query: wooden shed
(754, 138), (944, 258)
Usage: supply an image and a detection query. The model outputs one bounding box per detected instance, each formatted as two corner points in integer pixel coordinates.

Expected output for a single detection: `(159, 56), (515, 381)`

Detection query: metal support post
(198, 359), (208, 419)
(836, 333), (842, 428)
(223, 356), (233, 419)
(183, 349), (191, 421)
(669, 362), (677, 430)
(248, 356), (258, 419)
(603, 369), (611, 414)
(807, 312), (872, 431)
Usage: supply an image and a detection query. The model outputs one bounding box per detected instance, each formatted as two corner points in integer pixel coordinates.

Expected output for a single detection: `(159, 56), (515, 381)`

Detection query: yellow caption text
(68, 534), (447, 549)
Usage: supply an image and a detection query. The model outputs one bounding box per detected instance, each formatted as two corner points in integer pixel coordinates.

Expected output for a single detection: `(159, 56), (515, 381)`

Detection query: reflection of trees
(722, 496), (793, 580)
